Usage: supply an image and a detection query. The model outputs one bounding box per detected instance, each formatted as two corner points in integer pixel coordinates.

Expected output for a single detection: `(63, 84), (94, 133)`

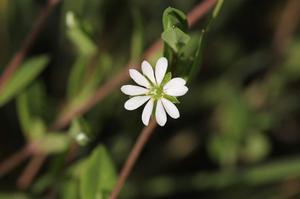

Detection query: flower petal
(129, 69), (150, 88)
(142, 61), (156, 84)
(155, 99), (167, 126)
(142, 98), (154, 126)
(161, 98), (180, 119)
(164, 86), (188, 97)
(155, 57), (168, 85)
(124, 96), (150, 110)
(121, 85), (149, 96)
(163, 77), (186, 90)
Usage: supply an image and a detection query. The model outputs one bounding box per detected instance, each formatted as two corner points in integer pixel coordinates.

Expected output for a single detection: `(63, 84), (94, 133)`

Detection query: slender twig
(0, 0), (60, 93)
(17, 154), (46, 190)
(15, 0), (217, 189)
(109, 120), (157, 199)
(0, 146), (31, 177)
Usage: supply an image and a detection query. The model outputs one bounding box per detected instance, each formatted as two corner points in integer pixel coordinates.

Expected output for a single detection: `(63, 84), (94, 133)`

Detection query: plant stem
(109, 120), (157, 199)
(0, 146), (31, 177)
(17, 154), (46, 190)
(0, 0), (60, 93)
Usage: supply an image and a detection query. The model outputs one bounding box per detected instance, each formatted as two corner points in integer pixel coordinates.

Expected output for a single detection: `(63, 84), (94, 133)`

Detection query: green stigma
(148, 85), (165, 100)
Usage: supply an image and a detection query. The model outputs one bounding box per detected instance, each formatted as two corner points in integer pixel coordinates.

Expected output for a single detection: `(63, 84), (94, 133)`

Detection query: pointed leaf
(0, 55), (49, 107)
(80, 145), (117, 199)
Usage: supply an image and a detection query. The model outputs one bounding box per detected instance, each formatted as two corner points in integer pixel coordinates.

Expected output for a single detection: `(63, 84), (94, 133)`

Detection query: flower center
(148, 85), (164, 100)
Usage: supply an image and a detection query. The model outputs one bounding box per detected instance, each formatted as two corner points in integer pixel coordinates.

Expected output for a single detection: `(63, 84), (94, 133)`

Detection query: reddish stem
(109, 120), (157, 199)
(0, 146), (31, 177)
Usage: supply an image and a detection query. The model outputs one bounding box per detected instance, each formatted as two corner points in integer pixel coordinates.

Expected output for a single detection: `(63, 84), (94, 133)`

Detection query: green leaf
(61, 179), (79, 199)
(29, 118), (47, 140)
(213, 0), (224, 18)
(67, 56), (89, 99)
(161, 27), (190, 53)
(0, 55), (49, 107)
(16, 82), (49, 139)
(162, 7), (189, 64)
(67, 53), (111, 108)
(80, 145), (117, 199)
(16, 91), (31, 137)
(34, 134), (70, 154)
(162, 7), (188, 31)
(66, 12), (97, 56)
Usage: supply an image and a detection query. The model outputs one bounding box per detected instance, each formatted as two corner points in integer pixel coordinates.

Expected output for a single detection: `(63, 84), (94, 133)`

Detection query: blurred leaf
(162, 27), (190, 53)
(16, 82), (48, 139)
(32, 174), (55, 194)
(0, 55), (49, 107)
(66, 12), (97, 56)
(208, 134), (239, 168)
(28, 118), (46, 140)
(212, 0), (224, 18)
(16, 91), (31, 137)
(281, 40), (300, 81)
(130, 7), (144, 62)
(35, 134), (70, 154)
(0, 193), (28, 199)
(61, 179), (79, 199)
(67, 56), (89, 99)
(80, 145), (117, 199)
(67, 54), (111, 109)
(242, 133), (271, 163)
(143, 157), (300, 197)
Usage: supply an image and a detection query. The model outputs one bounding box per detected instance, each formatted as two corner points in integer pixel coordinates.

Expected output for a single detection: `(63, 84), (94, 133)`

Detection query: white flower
(121, 57), (188, 126)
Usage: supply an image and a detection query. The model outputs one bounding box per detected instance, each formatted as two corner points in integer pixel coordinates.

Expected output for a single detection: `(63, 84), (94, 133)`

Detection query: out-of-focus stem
(17, 154), (46, 190)
(0, 146), (31, 177)
(109, 120), (157, 199)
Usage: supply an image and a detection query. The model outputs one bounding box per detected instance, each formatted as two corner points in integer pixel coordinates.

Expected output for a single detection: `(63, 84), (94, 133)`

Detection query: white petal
(121, 85), (149, 96)
(161, 98), (180, 119)
(124, 96), (150, 110)
(155, 57), (168, 85)
(142, 99), (154, 126)
(163, 78), (186, 90)
(142, 61), (156, 84)
(155, 99), (167, 126)
(129, 69), (150, 88)
(164, 86), (188, 97)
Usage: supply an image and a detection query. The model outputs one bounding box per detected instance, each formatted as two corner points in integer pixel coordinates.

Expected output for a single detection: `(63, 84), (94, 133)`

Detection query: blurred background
(1, 0), (300, 198)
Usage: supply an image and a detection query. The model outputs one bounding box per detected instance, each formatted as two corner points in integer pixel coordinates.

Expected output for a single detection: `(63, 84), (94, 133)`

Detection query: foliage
(1, 0), (300, 198)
